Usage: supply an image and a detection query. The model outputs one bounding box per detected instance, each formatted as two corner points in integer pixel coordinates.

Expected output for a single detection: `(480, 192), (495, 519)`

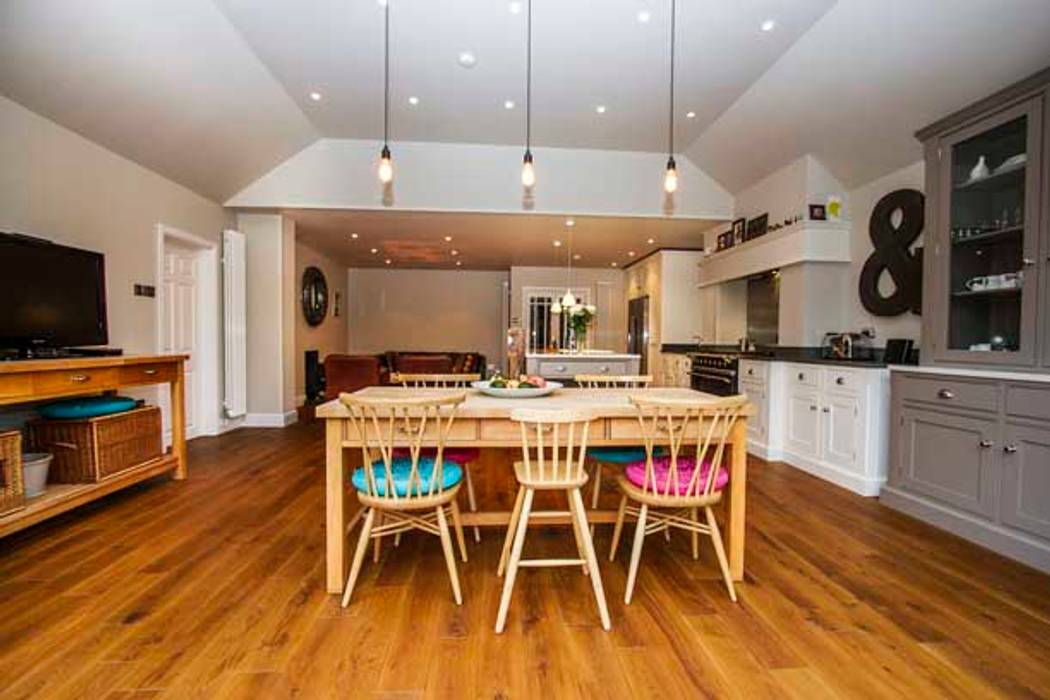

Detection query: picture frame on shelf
(808, 203), (827, 221)
(731, 217), (746, 244)
(745, 213), (768, 241)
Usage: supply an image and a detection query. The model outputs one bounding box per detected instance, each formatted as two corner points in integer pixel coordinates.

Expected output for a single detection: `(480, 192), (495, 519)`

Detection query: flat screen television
(0, 233), (108, 351)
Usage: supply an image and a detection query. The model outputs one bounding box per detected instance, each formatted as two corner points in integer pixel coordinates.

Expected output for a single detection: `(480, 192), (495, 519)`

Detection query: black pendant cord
(667, 0), (676, 163)
(383, 0), (390, 150)
(525, 0), (532, 158)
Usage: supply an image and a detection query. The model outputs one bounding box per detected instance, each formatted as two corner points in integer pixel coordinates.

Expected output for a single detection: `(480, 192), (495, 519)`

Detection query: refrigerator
(627, 296), (649, 373)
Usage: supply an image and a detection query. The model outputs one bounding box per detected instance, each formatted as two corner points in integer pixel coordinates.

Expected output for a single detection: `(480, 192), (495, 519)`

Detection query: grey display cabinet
(883, 369), (1050, 573)
(917, 67), (1050, 369)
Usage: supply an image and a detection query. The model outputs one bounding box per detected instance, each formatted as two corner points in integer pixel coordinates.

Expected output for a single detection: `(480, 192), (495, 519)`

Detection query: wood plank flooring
(1, 422), (1049, 699)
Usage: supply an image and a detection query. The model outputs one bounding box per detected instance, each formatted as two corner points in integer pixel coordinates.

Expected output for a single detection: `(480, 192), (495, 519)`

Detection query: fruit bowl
(471, 380), (563, 399)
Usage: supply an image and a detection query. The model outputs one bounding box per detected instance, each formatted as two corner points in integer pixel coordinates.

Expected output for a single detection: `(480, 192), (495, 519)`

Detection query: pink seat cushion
(624, 455), (729, 495)
(391, 447), (479, 465)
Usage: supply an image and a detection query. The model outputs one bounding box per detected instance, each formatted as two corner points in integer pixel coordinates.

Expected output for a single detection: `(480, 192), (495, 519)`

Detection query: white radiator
(223, 229), (247, 418)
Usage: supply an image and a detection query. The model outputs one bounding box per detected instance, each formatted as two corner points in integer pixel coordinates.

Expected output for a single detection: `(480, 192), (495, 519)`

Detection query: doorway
(156, 224), (220, 441)
(627, 296), (649, 373)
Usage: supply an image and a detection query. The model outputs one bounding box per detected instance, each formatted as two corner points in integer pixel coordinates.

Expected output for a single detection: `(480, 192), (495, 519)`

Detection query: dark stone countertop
(660, 344), (898, 369)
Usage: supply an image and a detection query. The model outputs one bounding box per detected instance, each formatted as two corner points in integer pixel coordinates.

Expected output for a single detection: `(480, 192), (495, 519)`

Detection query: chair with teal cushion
(351, 458), (462, 498)
(339, 391), (470, 608)
(575, 373), (654, 533)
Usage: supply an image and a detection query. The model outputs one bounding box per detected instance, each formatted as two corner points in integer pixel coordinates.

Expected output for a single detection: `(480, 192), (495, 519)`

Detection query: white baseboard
(746, 440), (782, 462)
(780, 449), (883, 497)
(243, 411), (299, 428)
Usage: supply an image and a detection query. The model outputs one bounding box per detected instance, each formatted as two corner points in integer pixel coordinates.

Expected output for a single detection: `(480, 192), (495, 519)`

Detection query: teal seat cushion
(588, 446), (649, 464)
(351, 457), (463, 497)
(38, 396), (138, 420)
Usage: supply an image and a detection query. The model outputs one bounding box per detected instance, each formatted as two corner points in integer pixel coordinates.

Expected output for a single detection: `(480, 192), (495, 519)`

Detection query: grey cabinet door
(896, 407), (999, 518)
(1001, 423), (1050, 540)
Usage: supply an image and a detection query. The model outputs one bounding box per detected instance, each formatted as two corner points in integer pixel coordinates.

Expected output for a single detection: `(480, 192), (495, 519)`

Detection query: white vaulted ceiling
(1, 0), (1050, 205)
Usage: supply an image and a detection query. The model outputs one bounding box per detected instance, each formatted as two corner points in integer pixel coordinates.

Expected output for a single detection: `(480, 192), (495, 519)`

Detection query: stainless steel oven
(689, 353), (739, 396)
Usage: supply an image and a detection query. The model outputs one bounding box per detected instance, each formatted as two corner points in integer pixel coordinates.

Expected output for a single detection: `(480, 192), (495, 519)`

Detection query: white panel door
(785, 390), (820, 459)
(822, 394), (860, 472)
(162, 245), (199, 438)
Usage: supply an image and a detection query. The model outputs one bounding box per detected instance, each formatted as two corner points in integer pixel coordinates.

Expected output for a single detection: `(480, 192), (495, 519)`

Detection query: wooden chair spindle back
(392, 373), (481, 389)
(510, 408), (595, 485)
(575, 374), (653, 389)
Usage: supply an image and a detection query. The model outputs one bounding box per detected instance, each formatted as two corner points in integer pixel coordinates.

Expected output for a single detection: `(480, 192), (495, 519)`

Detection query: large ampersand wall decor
(859, 188), (924, 316)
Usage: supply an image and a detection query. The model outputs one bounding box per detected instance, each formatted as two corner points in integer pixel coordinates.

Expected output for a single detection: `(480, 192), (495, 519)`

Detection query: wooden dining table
(316, 386), (752, 594)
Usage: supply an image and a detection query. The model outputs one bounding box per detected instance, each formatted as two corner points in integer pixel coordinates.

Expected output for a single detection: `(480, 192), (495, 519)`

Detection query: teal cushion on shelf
(588, 446), (649, 464)
(351, 457), (463, 498)
(38, 396), (138, 420)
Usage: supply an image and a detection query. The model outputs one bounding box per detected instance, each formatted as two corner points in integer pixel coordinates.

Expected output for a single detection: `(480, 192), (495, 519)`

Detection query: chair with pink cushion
(392, 373), (482, 543)
(609, 393), (748, 604)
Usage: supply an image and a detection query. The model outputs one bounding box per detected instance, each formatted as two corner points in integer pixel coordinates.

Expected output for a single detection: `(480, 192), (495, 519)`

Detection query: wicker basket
(28, 406), (162, 483)
(0, 430), (25, 516)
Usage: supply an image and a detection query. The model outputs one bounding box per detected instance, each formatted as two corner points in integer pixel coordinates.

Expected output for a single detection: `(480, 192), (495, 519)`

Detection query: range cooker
(689, 352), (739, 396)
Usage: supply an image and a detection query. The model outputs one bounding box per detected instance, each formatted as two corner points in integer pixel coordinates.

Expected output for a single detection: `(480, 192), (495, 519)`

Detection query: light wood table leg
(725, 419), (747, 581)
(326, 420), (348, 594)
(170, 364), (187, 480)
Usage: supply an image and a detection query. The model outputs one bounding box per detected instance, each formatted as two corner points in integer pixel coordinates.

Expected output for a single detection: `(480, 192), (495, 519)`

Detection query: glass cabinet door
(940, 98), (1042, 363)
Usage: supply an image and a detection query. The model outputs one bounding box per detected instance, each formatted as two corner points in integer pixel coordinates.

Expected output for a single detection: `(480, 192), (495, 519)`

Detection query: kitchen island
(525, 351), (641, 380)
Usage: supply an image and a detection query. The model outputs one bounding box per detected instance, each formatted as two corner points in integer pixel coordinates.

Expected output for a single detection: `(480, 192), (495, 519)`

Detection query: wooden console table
(318, 387), (752, 594)
(0, 354), (187, 537)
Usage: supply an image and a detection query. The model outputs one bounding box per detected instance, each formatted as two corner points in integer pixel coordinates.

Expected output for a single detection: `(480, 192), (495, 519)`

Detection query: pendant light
(377, 0), (393, 184)
(663, 0), (678, 194)
(552, 225), (577, 314)
(520, 0), (535, 188)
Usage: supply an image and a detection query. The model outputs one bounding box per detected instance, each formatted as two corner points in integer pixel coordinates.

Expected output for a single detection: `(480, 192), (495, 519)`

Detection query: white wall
(295, 240), (348, 402)
(227, 138), (734, 220)
(238, 213), (297, 424)
(346, 268), (508, 368)
(0, 95), (232, 430)
(510, 266), (626, 353)
(845, 160), (925, 343)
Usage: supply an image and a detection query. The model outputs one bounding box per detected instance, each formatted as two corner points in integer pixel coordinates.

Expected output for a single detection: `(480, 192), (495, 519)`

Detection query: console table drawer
(118, 363), (176, 385)
(0, 375), (33, 402)
(481, 418), (604, 442)
(33, 369), (119, 396)
(896, 375), (998, 413)
(344, 419), (477, 444)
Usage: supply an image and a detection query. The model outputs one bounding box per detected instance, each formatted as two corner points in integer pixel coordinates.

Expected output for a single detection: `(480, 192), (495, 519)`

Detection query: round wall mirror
(301, 266), (329, 327)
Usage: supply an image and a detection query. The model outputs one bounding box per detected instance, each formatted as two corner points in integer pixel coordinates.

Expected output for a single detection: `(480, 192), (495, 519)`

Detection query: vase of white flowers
(567, 304), (597, 352)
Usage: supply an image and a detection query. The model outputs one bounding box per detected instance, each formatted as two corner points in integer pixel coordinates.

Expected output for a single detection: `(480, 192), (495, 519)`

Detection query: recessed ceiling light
(647, 237), (655, 244)
(309, 91), (323, 102)
(611, 262), (619, 267)
(573, 254), (581, 261)
(509, 1), (523, 14)
(628, 251), (636, 257)
(504, 99), (516, 110)
(350, 233), (359, 239)
(636, 9), (651, 23)
(553, 240), (562, 247)
(760, 19), (776, 32)
(384, 258), (392, 265)
(457, 51), (477, 69)
(686, 111), (696, 119)
(451, 249), (459, 256)
(444, 235), (453, 242)
(595, 105), (607, 114)
(456, 260), (463, 266)
(408, 96), (419, 106)
(565, 218), (575, 227)
(370, 248), (379, 254)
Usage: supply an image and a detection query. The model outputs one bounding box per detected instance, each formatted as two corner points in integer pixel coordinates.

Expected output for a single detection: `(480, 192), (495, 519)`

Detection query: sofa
(324, 351), (486, 398)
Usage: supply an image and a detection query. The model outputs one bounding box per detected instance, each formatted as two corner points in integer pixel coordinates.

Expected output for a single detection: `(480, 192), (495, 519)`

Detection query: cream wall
(347, 268), (508, 369)
(510, 266), (626, 353)
(295, 240), (348, 401)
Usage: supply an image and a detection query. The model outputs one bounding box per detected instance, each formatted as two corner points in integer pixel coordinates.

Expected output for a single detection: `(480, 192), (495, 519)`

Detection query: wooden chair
(391, 373), (482, 543)
(609, 394), (747, 604)
(338, 391), (470, 607)
(495, 407), (611, 633)
(574, 374), (654, 534)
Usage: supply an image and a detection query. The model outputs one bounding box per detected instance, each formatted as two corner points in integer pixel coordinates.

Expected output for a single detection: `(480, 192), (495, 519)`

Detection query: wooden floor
(1, 423), (1049, 699)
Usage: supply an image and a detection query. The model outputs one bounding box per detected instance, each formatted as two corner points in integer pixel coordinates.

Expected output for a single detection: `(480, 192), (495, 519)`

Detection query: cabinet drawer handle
(70, 374), (90, 383)
(979, 439), (994, 449)
(835, 377), (845, 386)
(599, 366), (609, 373)
(937, 389), (954, 400)
(1022, 258), (1036, 267)
(822, 407), (830, 413)
(809, 405), (817, 411)
(798, 373), (805, 381)
(143, 368), (158, 376)
(748, 368), (755, 376)
(555, 365), (566, 372)
(1003, 444), (1018, 454)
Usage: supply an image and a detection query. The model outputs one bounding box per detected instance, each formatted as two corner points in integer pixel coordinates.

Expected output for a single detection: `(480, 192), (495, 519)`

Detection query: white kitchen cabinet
(738, 360), (783, 459)
(662, 353), (692, 388)
(759, 362), (888, 496)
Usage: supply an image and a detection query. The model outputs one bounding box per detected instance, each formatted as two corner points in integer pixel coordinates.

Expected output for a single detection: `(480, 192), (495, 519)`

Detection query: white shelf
(698, 220), (852, 288)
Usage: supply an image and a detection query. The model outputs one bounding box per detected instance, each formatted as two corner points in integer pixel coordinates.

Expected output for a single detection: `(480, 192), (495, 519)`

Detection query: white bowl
(472, 380), (562, 398)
